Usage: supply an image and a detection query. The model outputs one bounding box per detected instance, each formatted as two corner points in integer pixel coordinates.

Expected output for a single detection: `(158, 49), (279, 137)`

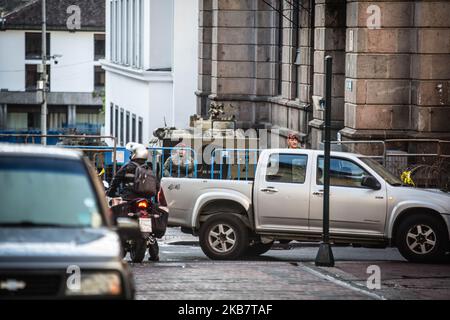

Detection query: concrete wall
(0, 29), (101, 93)
(0, 30), (25, 91)
(173, 0), (199, 129)
(105, 69), (173, 146)
(198, 0), (450, 147)
(51, 31), (99, 92)
(341, 0), (450, 140)
(149, 0), (174, 70)
(103, 0), (198, 145)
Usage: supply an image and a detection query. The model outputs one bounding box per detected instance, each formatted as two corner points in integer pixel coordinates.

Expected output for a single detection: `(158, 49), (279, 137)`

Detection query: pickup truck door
(254, 152), (310, 232)
(309, 155), (387, 236)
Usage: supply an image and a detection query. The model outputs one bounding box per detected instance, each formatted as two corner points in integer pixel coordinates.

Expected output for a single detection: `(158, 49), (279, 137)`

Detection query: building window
(110, 2), (115, 61)
(139, 0), (144, 68)
(26, 64), (50, 91)
(126, 111), (130, 144)
(131, 0), (136, 67)
(114, 105), (119, 139)
(7, 113), (28, 130)
(138, 117), (143, 144)
(122, 0), (127, 65)
(117, 0), (121, 63)
(114, 1), (120, 62)
(276, 1), (283, 96)
(94, 34), (105, 60)
(110, 103), (114, 135)
(25, 32), (50, 60)
(132, 114), (136, 142)
(120, 108), (124, 145)
(94, 66), (105, 90)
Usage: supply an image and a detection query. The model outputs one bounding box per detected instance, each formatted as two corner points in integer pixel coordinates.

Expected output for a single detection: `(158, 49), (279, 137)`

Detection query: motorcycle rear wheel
(130, 239), (147, 263)
(148, 241), (159, 261)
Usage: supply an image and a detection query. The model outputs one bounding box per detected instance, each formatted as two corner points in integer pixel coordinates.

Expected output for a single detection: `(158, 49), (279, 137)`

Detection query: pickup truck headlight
(65, 272), (122, 297)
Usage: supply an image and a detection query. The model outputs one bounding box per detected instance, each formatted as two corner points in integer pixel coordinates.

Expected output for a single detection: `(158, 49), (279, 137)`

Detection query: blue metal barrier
(60, 145), (198, 179)
(210, 148), (261, 180)
(147, 146), (198, 179)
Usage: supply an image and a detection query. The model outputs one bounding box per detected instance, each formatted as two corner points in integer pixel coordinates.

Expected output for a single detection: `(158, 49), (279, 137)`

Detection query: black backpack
(133, 163), (157, 196)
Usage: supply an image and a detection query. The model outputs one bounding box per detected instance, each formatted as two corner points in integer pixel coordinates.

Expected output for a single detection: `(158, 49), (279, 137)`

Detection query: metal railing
(210, 148), (261, 180)
(0, 134), (118, 176)
(147, 146), (198, 179)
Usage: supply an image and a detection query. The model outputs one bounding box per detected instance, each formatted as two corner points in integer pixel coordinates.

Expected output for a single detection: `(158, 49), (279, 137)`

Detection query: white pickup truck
(161, 149), (450, 262)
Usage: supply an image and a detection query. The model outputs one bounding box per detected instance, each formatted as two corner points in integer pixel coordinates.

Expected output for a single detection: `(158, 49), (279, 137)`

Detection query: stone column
(0, 104), (7, 130)
(342, 0), (415, 141)
(410, 1), (450, 137)
(207, 0), (275, 127)
(197, 0), (213, 117)
(309, 0), (346, 148)
(296, 0), (314, 143)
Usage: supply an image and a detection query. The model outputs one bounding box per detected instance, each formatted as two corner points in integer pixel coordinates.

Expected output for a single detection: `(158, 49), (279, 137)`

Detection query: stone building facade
(197, 0), (450, 148)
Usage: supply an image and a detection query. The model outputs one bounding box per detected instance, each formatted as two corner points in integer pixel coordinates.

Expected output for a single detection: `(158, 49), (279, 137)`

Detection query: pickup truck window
(266, 154), (307, 184)
(317, 156), (372, 188)
(359, 157), (403, 186)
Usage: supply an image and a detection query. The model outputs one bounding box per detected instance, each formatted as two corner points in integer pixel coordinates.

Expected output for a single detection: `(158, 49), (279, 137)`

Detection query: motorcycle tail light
(137, 200), (149, 209)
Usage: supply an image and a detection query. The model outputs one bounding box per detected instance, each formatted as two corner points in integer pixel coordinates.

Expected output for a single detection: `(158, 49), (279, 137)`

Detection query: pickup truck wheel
(396, 214), (448, 263)
(199, 214), (249, 260)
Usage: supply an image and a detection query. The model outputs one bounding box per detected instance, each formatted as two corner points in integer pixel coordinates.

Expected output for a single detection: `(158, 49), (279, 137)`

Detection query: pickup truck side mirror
(361, 176), (381, 190)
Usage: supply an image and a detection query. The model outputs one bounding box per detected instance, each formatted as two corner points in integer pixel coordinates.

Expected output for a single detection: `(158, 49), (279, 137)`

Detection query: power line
(261, 0), (299, 28)
(285, 0), (312, 15)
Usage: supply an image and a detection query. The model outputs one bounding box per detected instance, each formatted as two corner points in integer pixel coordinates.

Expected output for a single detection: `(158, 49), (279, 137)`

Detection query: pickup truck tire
(199, 214), (249, 260)
(245, 241), (273, 256)
(396, 214), (448, 263)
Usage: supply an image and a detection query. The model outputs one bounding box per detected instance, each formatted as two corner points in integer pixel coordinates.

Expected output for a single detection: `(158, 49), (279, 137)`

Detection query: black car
(0, 144), (139, 299)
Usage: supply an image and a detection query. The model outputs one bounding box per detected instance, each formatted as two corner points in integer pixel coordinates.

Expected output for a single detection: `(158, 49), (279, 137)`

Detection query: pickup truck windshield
(359, 157), (403, 186)
(0, 156), (103, 228)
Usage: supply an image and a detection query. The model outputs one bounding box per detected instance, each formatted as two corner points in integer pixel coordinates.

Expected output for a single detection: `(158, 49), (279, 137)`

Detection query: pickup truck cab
(161, 149), (450, 263)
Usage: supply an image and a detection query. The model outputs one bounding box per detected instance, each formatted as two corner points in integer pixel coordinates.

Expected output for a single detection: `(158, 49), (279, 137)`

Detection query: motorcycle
(109, 196), (168, 263)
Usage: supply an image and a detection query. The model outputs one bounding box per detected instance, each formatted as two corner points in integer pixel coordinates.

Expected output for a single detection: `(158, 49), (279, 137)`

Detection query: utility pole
(40, 0), (47, 145)
(315, 56), (335, 267)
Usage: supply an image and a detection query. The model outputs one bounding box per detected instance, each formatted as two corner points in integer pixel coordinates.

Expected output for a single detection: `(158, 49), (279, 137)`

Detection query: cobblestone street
(129, 228), (450, 300)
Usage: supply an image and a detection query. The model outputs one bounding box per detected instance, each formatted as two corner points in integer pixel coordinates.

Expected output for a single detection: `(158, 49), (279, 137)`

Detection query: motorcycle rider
(107, 143), (159, 200)
(107, 143), (160, 261)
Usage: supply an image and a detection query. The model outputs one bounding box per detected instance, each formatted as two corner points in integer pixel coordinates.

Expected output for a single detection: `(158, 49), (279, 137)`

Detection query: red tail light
(137, 200), (149, 209)
(158, 188), (167, 206)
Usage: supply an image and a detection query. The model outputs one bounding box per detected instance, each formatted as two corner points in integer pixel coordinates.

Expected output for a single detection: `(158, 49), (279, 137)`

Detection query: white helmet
(126, 142), (149, 160)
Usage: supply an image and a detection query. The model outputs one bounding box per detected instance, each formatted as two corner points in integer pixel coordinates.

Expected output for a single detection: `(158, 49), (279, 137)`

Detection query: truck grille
(0, 273), (62, 297)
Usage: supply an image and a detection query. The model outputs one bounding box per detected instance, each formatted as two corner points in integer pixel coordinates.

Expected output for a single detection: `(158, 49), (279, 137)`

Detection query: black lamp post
(315, 56), (335, 267)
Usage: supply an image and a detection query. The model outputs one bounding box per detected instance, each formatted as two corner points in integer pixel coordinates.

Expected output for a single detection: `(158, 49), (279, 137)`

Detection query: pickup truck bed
(163, 178), (253, 228)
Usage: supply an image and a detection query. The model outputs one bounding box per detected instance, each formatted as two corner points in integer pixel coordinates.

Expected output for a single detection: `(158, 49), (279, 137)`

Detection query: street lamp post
(315, 56), (335, 267)
(40, 0), (47, 145)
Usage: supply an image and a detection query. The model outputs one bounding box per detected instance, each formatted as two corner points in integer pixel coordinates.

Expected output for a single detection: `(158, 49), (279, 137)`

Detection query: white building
(0, 0), (105, 135)
(102, 0), (198, 146)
